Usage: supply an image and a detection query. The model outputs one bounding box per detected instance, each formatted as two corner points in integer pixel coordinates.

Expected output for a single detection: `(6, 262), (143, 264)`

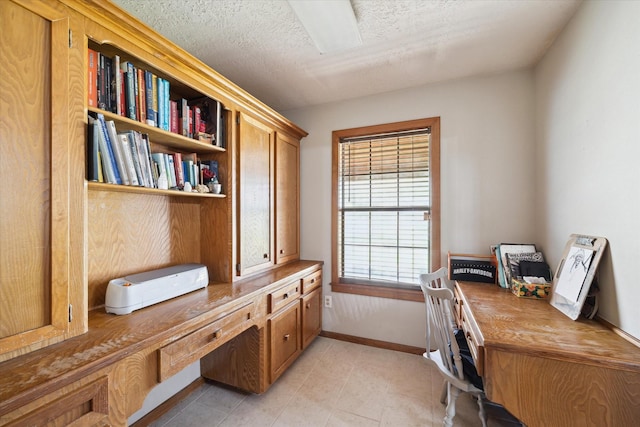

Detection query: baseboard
(130, 377), (205, 427)
(319, 330), (425, 355)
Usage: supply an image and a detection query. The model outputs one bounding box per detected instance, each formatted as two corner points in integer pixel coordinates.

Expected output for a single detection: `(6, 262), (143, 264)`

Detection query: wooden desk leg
(200, 325), (268, 393)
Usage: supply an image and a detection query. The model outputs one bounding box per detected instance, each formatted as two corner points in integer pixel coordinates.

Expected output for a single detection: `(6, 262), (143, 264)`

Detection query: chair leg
(440, 381), (447, 405)
(443, 382), (460, 427)
(476, 394), (488, 427)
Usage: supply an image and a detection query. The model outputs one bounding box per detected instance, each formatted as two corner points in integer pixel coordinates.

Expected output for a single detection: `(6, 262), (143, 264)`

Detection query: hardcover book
(87, 117), (100, 181)
(87, 49), (98, 107)
(137, 67), (146, 123)
(91, 114), (118, 184)
(97, 53), (106, 110)
(105, 120), (130, 185)
(113, 55), (122, 115)
(173, 152), (184, 187)
(157, 77), (164, 130)
(117, 133), (139, 186)
(123, 61), (137, 120)
(123, 131), (144, 186)
(145, 71), (156, 127)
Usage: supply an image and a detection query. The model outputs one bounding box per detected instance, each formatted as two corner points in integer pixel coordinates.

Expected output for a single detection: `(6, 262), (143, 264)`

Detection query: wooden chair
(419, 267), (487, 427)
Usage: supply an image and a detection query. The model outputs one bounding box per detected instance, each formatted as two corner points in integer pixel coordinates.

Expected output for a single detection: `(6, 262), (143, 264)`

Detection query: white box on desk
(105, 263), (209, 315)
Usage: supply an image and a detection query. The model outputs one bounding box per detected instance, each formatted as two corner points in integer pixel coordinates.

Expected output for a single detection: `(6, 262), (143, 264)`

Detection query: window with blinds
(337, 127), (431, 289)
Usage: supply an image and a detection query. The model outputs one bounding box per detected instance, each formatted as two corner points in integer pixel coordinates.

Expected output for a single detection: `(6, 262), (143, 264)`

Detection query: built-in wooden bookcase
(84, 33), (235, 308)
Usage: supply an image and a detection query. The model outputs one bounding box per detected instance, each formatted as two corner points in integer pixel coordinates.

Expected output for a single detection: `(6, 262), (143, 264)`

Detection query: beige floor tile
(217, 399), (279, 427)
(272, 394), (333, 427)
(334, 367), (389, 421)
(380, 391), (439, 427)
(326, 410), (380, 427)
(153, 338), (524, 427)
(162, 401), (228, 427)
(240, 380), (296, 419)
(194, 383), (248, 413)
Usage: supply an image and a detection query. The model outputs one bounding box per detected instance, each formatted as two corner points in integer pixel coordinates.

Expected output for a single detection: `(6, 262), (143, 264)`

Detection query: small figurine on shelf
(208, 174), (222, 194)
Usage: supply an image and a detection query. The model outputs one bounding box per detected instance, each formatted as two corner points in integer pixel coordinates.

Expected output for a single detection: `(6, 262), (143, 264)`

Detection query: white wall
(284, 71), (536, 347)
(535, 0), (640, 339)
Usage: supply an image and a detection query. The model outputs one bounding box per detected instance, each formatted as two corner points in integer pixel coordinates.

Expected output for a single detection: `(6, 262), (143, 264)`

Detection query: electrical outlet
(324, 295), (332, 308)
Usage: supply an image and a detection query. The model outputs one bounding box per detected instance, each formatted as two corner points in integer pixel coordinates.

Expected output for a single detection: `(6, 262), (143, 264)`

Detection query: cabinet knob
(283, 293), (289, 299)
(263, 253), (268, 259)
(310, 278), (315, 284)
(283, 334), (290, 341)
(211, 329), (222, 340)
(280, 249), (284, 254)
(306, 303), (311, 309)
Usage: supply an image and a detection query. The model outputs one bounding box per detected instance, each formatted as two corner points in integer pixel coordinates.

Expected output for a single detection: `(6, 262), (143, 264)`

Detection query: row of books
(88, 112), (219, 191)
(87, 49), (226, 148)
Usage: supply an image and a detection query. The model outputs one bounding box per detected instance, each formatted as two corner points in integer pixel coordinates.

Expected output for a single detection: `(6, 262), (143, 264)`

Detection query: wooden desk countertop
(456, 281), (640, 427)
(456, 281), (640, 371)
(0, 260), (322, 417)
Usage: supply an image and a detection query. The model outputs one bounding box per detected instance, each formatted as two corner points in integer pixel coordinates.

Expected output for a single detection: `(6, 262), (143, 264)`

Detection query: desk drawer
(269, 280), (301, 314)
(460, 302), (484, 376)
(158, 302), (254, 381)
(301, 270), (321, 294)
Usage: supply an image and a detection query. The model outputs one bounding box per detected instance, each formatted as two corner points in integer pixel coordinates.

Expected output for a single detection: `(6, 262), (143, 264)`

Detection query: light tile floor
(151, 337), (522, 427)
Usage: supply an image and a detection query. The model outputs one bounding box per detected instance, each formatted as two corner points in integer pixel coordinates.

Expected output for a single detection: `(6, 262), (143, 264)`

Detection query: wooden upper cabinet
(0, 0), (86, 362)
(236, 113), (275, 277)
(275, 133), (300, 265)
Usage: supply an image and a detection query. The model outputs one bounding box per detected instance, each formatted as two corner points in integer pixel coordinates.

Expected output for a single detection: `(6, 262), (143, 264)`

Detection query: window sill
(331, 282), (424, 302)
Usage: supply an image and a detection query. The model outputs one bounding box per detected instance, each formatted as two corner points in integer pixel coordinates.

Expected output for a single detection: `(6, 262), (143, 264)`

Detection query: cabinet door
(0, 0), (85, 362)
(302, 287), (322, 349)
(237, 113), (274, 276)
(275, 133), (300, 264)
(269, 300), (301, 383)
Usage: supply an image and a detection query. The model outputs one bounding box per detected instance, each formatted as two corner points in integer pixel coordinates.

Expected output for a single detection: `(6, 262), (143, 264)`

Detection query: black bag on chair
(453, 329), (484, 390)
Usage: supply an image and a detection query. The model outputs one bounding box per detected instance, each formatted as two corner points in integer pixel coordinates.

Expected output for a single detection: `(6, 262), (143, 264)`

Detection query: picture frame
(550, 234), (607, 320)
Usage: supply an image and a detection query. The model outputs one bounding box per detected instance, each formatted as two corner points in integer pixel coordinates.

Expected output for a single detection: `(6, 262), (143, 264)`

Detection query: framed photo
(550, 234), (607, 320)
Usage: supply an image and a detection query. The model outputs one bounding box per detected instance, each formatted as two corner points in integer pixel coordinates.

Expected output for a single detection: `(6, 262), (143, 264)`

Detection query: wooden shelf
(88, 107), (225, 154)
(87, 181), (225, 198)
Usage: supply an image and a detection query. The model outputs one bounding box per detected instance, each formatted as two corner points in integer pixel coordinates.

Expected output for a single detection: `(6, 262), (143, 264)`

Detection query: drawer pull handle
(212, 329), (222, 340)
(306, 303), (311, 309)
(310, 278), (315, 283)
(280, 249), (284, 254)
(283, 293), (289, 299)
(263, 253), (268, 259)
(283, 334), (290, 341)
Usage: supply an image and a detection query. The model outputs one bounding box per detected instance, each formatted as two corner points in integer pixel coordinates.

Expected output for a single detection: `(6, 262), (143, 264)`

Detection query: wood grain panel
(158, 302), (254, 381)
(200, 326), (267, 394)
(302, 287), (321, 349)
(87, 191), (202, 309)
(0, 0), (52, 338)
(269, 300), (300, 383)
(275, 133), (299, 264)
(0, 0), (84, 362)
(200, 193), (232, 284)
(237, 113), (273, 276)
(1, 374), (112, 427)
(118, 348), (157, 418)
(486, 349), (640, 427)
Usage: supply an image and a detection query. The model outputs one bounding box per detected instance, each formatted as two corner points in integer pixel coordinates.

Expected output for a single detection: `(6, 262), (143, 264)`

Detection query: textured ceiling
(111, 0), (582, 112)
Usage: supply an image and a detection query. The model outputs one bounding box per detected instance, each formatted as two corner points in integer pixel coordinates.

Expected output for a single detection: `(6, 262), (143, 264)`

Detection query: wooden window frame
(331, 117), (441, 302)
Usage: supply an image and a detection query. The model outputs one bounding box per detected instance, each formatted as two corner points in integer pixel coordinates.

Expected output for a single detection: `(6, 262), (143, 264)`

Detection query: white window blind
(338, 128), (431, 288)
